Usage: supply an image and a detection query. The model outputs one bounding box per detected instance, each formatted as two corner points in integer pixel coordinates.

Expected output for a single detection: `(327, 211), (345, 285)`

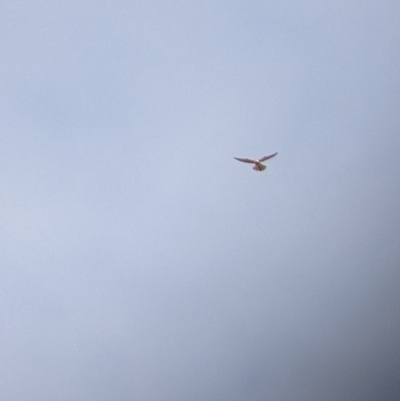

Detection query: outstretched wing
(234, 157), (256, 164)
(258, 152), (278, 162)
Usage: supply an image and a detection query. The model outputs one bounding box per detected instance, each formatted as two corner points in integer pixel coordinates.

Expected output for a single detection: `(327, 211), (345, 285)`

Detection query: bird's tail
(253, 164), (266, 171)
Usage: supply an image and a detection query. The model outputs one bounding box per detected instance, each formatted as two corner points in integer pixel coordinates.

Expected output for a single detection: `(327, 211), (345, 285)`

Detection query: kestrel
(234, 152), (278, 171)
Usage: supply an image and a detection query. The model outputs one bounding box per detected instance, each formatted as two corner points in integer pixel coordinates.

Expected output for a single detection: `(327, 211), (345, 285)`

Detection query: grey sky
(1, 1), (399, 400)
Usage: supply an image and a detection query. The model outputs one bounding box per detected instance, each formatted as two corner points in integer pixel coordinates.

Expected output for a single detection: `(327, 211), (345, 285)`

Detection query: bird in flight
(234, 152), (278, 171)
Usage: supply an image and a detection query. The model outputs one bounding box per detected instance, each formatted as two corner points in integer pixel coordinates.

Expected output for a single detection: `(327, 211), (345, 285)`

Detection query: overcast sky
(1, 1), (399, 400)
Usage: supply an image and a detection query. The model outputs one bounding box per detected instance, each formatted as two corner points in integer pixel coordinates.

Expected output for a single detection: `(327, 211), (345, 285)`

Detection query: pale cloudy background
(1, 1), (399, 400)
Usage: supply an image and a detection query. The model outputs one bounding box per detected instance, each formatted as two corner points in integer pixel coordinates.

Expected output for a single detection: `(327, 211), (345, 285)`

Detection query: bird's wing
(258, 152), (278, 162)
(234, 157), (256, 164)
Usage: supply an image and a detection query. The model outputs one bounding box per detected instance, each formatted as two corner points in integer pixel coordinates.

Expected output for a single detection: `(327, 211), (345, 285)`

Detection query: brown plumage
(234, 152), (278, 171)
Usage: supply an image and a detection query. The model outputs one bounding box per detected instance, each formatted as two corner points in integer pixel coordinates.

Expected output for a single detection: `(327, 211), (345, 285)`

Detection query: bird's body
(234, 152), (278, 171)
